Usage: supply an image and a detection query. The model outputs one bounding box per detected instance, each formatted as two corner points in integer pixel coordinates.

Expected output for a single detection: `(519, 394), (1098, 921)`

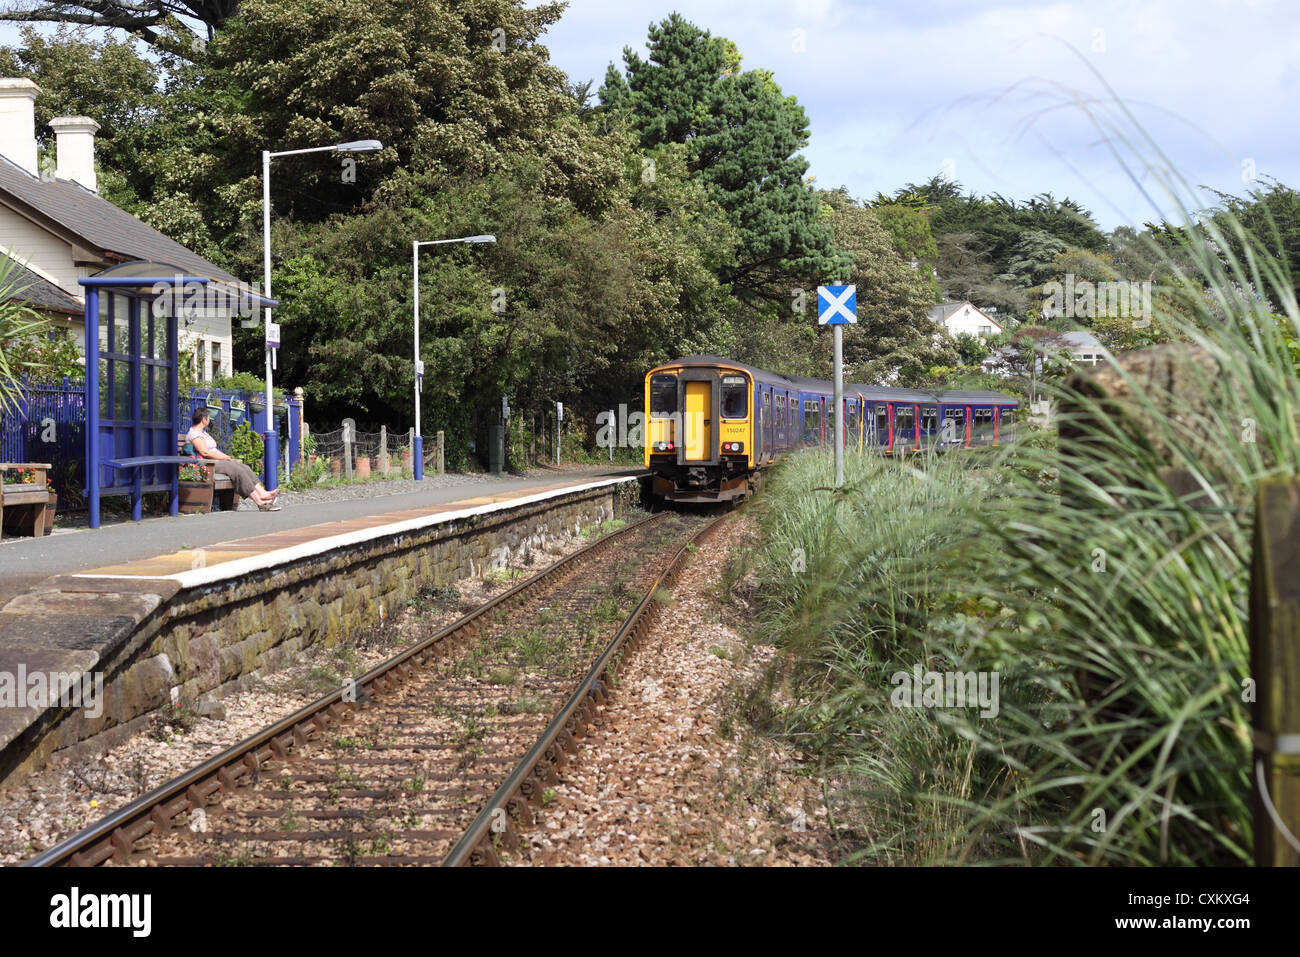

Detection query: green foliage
(752, 192), (1300, 866)
(227, 422), (264, 470)
(600, 14), (848, 300)
(0, 325), (82, 383)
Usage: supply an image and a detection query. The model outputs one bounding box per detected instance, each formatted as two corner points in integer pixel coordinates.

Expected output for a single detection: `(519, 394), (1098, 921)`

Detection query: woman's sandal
(258, 500), (281, 511)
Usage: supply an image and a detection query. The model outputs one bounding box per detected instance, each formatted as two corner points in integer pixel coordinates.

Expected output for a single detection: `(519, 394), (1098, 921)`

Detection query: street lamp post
(412, 235), (496, 480)
(261, 139), (382, 491)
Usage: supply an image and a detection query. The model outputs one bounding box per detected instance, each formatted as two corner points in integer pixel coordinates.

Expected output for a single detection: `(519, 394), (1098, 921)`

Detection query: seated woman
(185, 409), (281, 510)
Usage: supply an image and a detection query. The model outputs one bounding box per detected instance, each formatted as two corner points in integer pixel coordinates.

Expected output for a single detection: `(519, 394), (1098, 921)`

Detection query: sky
(536, 0), (1300, 230)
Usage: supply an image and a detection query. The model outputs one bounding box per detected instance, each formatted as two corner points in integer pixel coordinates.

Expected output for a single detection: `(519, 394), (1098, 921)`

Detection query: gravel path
(513, 513), (837, 866)
(233, 471), (513, 510)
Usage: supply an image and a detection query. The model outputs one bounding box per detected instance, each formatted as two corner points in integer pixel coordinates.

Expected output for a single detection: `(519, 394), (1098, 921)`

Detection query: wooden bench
(0, 462), (51, 537)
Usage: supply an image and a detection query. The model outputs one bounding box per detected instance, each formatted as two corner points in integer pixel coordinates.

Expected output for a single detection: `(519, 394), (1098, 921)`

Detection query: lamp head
(335, 139), (384, 153)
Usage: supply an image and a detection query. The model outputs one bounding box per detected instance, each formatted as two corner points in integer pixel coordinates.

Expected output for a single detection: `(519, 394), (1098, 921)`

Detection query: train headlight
(653, 442), (676, 452)
(722, 442), (744, 453)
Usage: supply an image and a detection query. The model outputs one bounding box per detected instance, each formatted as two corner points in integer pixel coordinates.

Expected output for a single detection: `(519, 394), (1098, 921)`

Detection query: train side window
(775, 394), (785, 425)
(847, 403), (857, 429)
(876, 406), (888, 432)
(721, 375), (748, 419)
(805, 401), (819, 433)
(922, 407), (937, 431)
(762, 391), (771, 430)
(896, 406), (914, 431)
(650, 374), (677, 416)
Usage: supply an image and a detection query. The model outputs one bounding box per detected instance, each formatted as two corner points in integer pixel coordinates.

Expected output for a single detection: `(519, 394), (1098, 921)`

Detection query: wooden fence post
(437, 429), (445, 475)
(379, 425), (388, 475)
(1251, 476), (1300, 866)
(343, 420), (353, 481)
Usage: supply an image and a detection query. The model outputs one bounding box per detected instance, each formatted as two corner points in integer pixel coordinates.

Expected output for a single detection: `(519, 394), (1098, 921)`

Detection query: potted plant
(355, 455), (371, 478)
(178, 462), (213, 513)
(330, 458), (342, 478)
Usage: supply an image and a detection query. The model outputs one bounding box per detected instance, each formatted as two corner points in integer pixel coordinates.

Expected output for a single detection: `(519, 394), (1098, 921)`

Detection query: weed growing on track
(751, 196), (1300, 865)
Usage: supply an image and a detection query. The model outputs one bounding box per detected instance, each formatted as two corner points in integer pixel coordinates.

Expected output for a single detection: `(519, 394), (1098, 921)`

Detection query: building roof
(928, 302), (967, 323)
(1060, 330), (1104, 350)
(2, 255), (81, 313)
(0, 154), (237, 284)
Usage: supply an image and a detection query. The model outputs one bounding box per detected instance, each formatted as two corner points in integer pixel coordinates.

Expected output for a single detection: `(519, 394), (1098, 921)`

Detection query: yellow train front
(644, 356), (755, 503)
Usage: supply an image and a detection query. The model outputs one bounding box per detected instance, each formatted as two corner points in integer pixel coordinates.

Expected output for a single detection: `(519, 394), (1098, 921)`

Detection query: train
(643, 355), (1021, 503)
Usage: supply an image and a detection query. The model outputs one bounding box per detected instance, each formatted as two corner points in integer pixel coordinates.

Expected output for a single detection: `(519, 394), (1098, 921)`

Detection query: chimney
(50, 115), (99, 192)
(0, 78), (40, 176)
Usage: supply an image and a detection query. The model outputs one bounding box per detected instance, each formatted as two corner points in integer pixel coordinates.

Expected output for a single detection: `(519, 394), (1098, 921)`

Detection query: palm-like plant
(0, 256), (53, 415)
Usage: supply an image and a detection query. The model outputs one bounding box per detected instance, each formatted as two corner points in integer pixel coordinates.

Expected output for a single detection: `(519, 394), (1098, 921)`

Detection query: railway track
(27, 509), (726, 867)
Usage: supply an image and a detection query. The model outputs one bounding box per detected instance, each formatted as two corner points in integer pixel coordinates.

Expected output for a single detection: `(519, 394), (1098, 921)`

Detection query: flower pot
(401, 450), (412, 473)
(330, 459), (342, 478)
(44, 490), (57, 533)
(179, 480), (213, 514)
(355, 456), (371, 478)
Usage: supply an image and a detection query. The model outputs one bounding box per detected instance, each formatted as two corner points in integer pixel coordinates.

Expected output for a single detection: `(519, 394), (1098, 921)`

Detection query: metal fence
(1, 377), (87, 508)
(2, 378), (302, 510)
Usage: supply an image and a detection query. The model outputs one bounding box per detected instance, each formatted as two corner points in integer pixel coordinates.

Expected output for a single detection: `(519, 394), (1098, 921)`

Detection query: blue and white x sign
(817, 284), (857, 325)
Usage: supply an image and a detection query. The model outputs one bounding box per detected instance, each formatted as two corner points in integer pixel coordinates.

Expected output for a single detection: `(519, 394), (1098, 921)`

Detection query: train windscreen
(721, 375), (748, 418)
(650, 373), (677, 415)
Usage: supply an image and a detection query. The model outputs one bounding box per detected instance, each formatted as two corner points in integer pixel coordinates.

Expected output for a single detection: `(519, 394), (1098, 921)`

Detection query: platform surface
(0, 469), (642, 606)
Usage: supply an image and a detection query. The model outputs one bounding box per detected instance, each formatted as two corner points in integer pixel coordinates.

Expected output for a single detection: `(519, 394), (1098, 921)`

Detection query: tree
(599, 14), (847, 301)
(818, 189), (957, 384)
(0, 1), (236, 50)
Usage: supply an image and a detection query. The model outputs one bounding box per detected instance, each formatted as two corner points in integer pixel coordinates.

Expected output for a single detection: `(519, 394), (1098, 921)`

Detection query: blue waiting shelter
(80, 261), (275, 528)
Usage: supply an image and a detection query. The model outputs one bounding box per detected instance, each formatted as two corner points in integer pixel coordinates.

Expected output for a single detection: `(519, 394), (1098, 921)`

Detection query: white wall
(943, 303), (1002, 338)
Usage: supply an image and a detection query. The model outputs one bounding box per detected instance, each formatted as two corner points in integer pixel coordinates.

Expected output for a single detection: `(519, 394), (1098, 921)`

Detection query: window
(921, 407), (938, 432)
(895, 406), (914, 431)
(650, 373), (677, 415)
(978, 325), (993, 336)
(721, 375), (748, 418)
(876, 406), (889, 433)
(762, 391), (771, 433)
(804, 401), (820, 436)
(847, 402), (857, 429)
(775, 394), (785, 430)
(211, 341), (222, 379)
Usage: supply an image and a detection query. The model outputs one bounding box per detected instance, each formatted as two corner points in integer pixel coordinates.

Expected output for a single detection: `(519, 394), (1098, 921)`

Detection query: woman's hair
(192, 408), (209, 426)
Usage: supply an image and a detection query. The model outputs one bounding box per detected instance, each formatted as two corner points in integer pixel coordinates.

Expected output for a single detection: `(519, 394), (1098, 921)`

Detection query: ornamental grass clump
(754, 183), (1300, 865)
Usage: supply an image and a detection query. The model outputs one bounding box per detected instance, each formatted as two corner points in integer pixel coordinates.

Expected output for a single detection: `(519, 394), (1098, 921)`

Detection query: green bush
(227, 422), (265, 470)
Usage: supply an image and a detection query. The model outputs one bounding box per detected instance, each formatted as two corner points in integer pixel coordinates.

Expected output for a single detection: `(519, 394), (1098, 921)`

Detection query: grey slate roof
(928, 302), (967, 323)
(2, 255), (81, 312)
(0, 154), (236, 284)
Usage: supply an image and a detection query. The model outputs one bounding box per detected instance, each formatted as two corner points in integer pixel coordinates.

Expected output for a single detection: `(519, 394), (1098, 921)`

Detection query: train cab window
(921, 407), (938, 432)
(895, 406), (914, 432)
(721, 375), (748, 419)
(650, 374), (677, 416)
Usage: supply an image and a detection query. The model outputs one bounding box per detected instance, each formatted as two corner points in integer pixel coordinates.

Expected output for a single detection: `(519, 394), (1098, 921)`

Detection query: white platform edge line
(69, 475), (637, 589)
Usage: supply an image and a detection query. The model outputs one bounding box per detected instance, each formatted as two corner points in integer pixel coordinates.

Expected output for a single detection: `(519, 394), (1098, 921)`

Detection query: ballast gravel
(0, 523), (603, 864)
(514, 514), (836, 867)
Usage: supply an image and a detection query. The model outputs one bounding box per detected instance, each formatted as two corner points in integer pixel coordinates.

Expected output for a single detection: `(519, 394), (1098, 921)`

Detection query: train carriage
(645, 355), (1019, 503)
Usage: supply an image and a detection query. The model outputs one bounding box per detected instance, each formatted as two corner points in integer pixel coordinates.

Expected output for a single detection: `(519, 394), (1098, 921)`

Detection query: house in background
(929, 301), (1004, 339)
(0, 77), (245, 383)
(1059, 329), (1107, 366)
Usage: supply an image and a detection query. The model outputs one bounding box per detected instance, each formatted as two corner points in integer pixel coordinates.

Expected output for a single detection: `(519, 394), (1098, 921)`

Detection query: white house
(0, 77), (246, 383)
(929, 301), (1003, 339)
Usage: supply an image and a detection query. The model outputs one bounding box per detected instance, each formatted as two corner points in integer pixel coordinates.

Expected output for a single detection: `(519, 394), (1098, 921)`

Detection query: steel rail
(26, 511), (668, 868)
(442, 511), (729, 866)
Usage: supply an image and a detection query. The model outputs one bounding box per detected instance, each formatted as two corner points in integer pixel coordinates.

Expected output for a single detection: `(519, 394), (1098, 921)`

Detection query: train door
(920, 406), (937, 450)
(684, 380), (711, 461)
(761, 389), (773, 460)
(774, 393), (786, 449)
(872, 404), (887, 448)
